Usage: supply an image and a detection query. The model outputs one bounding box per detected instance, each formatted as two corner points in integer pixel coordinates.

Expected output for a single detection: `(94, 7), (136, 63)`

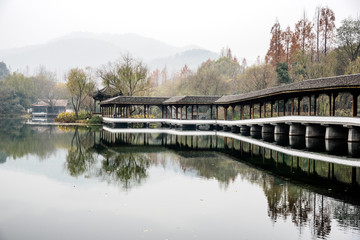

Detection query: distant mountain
(148, 49), (219, 73)
(0, 32), (218, 78)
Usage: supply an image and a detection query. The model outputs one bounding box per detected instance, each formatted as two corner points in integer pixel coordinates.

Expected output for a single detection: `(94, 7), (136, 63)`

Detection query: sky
(0, 0), (359, 64)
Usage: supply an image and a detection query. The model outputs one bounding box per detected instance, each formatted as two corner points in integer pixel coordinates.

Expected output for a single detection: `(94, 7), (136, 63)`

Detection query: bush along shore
(26, 112), (103, 126)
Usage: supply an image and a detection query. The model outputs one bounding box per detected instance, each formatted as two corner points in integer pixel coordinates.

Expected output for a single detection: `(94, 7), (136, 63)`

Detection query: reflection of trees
(97, 153), (150, 189)
(65, 129), (151, 190)
(314, 195), (332, 239)
(173, 152), (240, 189)
(0, 120), (74, 160)
(262, 178), (334, 239)
(0, 152), (7, 164)
(66, 127), (95, 177)
(44, 129), (360, 237)
(333, 202), (360, 229)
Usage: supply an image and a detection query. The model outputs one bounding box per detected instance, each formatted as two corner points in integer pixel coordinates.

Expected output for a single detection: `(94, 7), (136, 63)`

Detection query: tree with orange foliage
(291, 13), (315, 57)
(266, 19), (285, 66)
(179, 64), (192, 79)
(319, 7), (336, 56)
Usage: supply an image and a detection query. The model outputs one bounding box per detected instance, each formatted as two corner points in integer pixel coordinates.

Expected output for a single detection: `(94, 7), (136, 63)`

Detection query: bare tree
(98, 54), (149, 96)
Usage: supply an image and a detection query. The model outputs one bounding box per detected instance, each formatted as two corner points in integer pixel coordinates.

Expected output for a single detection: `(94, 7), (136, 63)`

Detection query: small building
(31, 99), (68, 122)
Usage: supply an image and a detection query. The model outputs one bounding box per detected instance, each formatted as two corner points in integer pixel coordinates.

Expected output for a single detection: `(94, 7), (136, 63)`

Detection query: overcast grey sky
(0, 0), (359, 63)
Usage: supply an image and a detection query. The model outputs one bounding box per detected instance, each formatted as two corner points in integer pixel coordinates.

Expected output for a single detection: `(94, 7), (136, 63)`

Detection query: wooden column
(249, 104), (252, 119)
(175, 106), (178, 119)
(308, 95), (311, 116)
(144, 105), (146, 118)
(147, 105), (150, 118)
(259, 103), (262, 118)
(314, 94), (318, 116)
(291, 98), (294, 115)
(283, 99), (286, 116)
(185, 106), (188, 120)
(328, 94), (332, 116)
(263, 101), (266, 118)
(216, 106), (218, 120)
(332, 93), (337, 116)
(196, 105), (199, 120)
(224, 106), (228, 120)
(210, 105), (213, 120)
(298, 97), (302, 115)
(231, 106), (235, 120)
(270, 101), (273, 117)
(180, 106), (183, 120)
(352, 93), (358, 117)
(240, 105), (244, 120)
(277, 100), (280, 116)
(191, 105), (194, 119)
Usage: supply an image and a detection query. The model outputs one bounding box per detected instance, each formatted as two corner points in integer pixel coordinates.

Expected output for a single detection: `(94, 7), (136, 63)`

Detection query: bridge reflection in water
(100, 127), (360, 200)
(79, 126), (360, 239)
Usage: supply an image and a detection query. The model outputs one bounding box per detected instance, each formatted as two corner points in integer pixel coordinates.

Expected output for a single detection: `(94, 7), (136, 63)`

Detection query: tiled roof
(101, 96), (169, 105)
(163, 95), (221, 105)
(215, 74), (360, 104)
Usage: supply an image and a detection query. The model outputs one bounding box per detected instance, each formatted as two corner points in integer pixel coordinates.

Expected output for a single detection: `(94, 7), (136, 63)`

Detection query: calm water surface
(0, 121), (359, 240)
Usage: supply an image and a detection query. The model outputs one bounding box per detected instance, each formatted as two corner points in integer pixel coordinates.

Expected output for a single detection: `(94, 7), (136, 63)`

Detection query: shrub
(77, 111), (92, 120)
(55, 112), (76, 123)
(88, 115), (102, 124)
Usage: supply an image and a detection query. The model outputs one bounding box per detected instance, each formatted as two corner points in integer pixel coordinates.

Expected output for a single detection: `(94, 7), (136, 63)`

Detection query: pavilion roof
(92, 86), (122, 100)
(101, 96), (170, 105)
(215, 74), (360, 104)
(163, 95), (221, 105)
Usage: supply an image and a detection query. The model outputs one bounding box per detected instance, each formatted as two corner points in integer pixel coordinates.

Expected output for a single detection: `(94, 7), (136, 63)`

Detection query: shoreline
(25, 121), (102, 127)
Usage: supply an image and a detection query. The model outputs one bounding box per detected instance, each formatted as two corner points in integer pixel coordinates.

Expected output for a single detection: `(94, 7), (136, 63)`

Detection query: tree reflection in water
(66, 127), (96, 177)
(98, 153), (150, 189)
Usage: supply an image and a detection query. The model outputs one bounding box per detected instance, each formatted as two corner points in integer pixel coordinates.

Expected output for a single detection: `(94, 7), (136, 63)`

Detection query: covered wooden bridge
(100, 73), (360, 141)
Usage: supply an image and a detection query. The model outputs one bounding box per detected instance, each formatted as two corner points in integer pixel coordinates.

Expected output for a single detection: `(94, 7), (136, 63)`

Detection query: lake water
(0, 121), (359, 240)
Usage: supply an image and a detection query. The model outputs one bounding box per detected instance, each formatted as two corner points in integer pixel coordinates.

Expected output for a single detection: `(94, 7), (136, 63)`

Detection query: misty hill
(149, 49), (218, 73)
(0, 32), (218, 77)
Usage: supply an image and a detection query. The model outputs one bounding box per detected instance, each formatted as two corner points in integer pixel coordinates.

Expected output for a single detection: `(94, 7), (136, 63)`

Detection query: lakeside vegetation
(0, 7), (359, 119)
